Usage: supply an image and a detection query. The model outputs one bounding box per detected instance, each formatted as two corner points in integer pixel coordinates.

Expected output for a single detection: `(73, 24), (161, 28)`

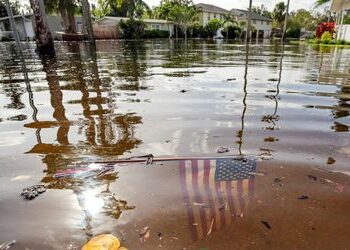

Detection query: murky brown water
(0, 40), (350, 249)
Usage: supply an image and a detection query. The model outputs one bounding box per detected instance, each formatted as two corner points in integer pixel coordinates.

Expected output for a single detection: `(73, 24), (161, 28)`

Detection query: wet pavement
(0, 40), (350, 249)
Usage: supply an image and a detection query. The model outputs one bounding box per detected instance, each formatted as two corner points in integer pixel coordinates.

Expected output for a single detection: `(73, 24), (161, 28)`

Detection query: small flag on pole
(179, 157), (256, 241)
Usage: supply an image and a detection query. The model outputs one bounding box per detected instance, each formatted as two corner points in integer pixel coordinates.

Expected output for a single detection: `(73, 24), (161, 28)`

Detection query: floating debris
(179, 89), (187, 93)
(226, 78), (237, 82)
(139, 226), (150, 244)
(298, 195), (309, 200)
(307, 175), (317, 181)
(327, 157), (336, 165)
(274, 177), (284, 183)
(157, 232), (162, 240)
(82, 234), (122, 250)
(216, 146), (229, 153)
(219, 203), (227, 211)
(0, 240), (16, 250)
(321, 178), (334, 184)
(261, 220), (271, 229)
(20, 185), (46, 200)
(207, 219), (214, 236)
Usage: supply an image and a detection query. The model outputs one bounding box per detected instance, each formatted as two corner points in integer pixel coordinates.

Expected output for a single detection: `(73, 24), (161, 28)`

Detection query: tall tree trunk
(81, 0), (95, 44)
(67, 10), (77, 33)
(30, 0), (55, 55)
(59, 8), (69, 33)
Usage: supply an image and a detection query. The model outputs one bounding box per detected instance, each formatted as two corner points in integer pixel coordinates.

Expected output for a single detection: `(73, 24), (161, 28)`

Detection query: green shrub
(329, 39), (337, 44)
(192, 26), (210, 38)
(119, 19), (146, 39)
(320, 31), (332, 44)
(205, 18), (223, 37)
(336, 39), (346, 45)
(221, 25), (242, 39)
(143, 30), (169, 39)
(286, 26), (301, 38)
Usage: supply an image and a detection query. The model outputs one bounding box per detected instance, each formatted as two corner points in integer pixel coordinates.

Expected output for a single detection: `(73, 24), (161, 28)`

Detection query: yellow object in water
(82, 234), (121, 250)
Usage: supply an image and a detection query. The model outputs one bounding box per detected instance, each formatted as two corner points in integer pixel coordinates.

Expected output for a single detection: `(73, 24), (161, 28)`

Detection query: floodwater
(0, 40), (350, 249)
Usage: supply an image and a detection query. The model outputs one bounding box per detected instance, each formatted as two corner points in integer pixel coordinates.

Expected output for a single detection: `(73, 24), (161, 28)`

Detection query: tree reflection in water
(23, 42), (143, 239)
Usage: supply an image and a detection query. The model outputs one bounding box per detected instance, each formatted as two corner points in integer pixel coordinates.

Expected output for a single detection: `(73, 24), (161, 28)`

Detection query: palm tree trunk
(67, 11), (77, 33)
(30, 0), (55, 55)
(81, 0), (95, 44)
(59, 8), (69, 33)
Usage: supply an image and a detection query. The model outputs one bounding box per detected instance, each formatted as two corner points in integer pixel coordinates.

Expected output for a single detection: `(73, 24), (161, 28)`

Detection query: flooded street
(1, 40), (350, 249)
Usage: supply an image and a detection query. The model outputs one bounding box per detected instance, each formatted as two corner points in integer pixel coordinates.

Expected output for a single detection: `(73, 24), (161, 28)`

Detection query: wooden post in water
(246, 0), (253, 42)
(30, 0), (55, 55)
(81, 0), (95, 45)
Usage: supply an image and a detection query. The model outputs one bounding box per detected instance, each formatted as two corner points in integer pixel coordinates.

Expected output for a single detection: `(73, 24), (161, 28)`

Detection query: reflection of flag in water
(179, 158), (256, 241)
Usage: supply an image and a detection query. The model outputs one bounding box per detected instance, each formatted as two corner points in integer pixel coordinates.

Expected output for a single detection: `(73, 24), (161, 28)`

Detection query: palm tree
(223, 14), (239, 39)
(96, 0), (150, 18)
(30, 0), (55, 55)
(81, 0), (94, 44)
(315, 0), (330, 7)
(168, 4), (198, 41)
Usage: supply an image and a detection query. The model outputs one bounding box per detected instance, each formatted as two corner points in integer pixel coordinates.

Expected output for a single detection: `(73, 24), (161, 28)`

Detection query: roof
(94, 16), (173, 25)
(195, 3), (230, 14)
(330, 0), (350, 12)
(0, 14), (32, 22)
(230, 8), (272, 21)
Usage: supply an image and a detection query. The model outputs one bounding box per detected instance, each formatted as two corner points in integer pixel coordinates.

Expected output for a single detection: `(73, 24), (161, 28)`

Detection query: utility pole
(30, 0), (55, 55)
(81, 0), (95, 45)
(246, 0), (253, 42)
(282, 0), (290, 41)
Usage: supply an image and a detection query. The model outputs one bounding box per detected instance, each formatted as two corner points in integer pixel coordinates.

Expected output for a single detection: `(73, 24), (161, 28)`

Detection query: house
(231, 9), (272, 38)
(0, 14), (34, 41)
(195, 3), (231, 26)
(93, 16), (174, 39)
(331, 0), (350, 41)
(0, 14), (85, 41)
(46, 15), (84, 40)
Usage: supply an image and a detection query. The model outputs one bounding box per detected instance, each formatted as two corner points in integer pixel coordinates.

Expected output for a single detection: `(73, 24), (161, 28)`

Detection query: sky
(144, 0), (324, 11)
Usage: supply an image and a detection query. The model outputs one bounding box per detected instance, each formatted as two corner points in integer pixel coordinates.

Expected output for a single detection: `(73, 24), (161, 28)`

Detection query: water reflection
(179, 157), (256, 241)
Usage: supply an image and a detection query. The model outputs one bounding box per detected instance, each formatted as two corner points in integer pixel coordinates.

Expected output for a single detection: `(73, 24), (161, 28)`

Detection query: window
(214, 14), (216, 18)
(151, 24), (161, 30)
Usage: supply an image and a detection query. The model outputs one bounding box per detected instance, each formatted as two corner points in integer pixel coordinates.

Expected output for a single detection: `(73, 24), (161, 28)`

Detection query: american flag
(179, 157), (256, 241)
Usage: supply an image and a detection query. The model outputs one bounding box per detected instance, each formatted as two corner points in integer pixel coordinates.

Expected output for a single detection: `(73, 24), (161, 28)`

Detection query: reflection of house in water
(179, 157), (256, 241)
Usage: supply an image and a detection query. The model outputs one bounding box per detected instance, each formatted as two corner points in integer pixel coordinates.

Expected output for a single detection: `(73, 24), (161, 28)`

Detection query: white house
(195, 3), (231, 26)
(0, 14), (34, 41)
(331, 0), (350, 41)
(231, 8), (272, 38)
(93, 16), (175, 39)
